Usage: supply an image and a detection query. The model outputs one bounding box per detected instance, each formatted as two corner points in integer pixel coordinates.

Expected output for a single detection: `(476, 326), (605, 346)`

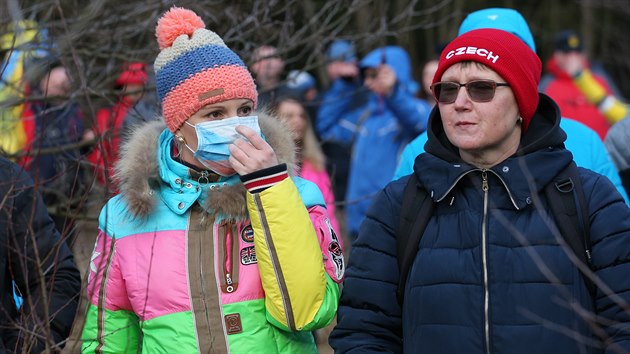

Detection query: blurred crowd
(3, 19), (630, 254)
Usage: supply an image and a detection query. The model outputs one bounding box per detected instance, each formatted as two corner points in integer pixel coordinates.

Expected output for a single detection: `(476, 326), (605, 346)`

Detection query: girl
(81, 7), (343, 354)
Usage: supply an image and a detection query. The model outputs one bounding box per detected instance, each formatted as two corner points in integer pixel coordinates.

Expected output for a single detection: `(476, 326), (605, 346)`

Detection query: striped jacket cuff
(240, 163), (289, 193)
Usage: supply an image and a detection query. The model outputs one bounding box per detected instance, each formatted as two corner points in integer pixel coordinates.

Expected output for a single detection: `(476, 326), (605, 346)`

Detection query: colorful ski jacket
(81, 114), (344, 353)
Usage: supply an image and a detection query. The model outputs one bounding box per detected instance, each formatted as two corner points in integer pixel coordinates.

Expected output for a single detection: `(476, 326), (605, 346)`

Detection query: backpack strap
(544, 161), (595, 299)
(397, 174), (434, 305)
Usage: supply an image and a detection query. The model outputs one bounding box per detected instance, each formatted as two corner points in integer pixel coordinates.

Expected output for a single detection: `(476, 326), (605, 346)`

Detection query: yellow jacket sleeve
(247, 177), (334, 331)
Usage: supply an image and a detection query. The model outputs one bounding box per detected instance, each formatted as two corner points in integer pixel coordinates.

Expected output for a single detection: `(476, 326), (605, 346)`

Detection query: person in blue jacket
(330, 27), (630, 354)
(317, 46), (431, 241)
(393, 8), (630, 205)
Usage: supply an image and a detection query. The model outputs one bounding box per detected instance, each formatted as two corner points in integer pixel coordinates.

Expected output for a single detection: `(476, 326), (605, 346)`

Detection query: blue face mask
(183, 115), (262, 176)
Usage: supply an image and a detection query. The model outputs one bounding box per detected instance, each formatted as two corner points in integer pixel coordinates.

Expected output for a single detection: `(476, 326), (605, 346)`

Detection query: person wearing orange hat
(81, 7), (343, 354)
(331, 28), (630, 354)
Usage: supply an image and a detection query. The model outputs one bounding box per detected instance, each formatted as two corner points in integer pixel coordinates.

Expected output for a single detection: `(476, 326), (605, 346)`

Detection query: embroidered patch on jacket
(241, 246), (257, 265)
(326, 218), (345, 281)
(225, 313), (243, 334)
(241, 225), (254, 243)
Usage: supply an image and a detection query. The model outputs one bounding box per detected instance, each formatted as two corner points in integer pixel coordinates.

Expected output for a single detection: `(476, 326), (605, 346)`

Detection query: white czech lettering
(487, 51), (499, 63)
(445, 46), (500, 63)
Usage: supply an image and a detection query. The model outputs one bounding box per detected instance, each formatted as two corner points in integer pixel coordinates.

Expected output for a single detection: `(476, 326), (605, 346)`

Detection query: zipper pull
(481, 170), (489, 192)
(225, 273), (234, 293)
(585, 249), (592, 264)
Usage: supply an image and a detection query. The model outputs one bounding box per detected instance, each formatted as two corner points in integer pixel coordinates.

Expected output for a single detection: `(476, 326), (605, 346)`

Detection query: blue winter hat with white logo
(458, 8), (536, 53)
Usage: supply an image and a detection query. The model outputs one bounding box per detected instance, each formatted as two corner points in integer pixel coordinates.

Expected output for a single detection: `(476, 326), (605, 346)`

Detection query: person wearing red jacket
(540, 30), (628, 140)
(87, 62), (148, 192)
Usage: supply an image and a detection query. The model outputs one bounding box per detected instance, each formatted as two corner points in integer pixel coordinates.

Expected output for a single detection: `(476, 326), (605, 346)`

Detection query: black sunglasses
(431, 80), (510, 103)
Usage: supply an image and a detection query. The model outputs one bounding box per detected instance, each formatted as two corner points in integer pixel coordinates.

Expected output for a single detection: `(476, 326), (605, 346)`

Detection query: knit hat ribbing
(154, 7), (257, 132)
(433, 28), (542, 131)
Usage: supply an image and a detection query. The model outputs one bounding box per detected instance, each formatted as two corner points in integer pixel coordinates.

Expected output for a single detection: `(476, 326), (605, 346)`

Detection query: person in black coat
(0, 155), (80, 353)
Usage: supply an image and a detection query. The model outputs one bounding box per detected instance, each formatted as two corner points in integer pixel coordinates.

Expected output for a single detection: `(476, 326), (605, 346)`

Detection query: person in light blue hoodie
(393, 7), (630, 204)
(317, 46), (431, 241)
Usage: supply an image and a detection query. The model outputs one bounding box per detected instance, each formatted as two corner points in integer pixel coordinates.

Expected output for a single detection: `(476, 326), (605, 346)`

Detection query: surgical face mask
(183, 115), (262, 176)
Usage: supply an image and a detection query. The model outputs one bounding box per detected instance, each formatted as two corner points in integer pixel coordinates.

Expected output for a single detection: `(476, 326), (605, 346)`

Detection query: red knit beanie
(432, 28), (542, 131)
(115, 62), (148, 86)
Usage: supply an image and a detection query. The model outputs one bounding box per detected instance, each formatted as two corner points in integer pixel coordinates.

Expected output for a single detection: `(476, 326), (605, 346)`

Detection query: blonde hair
(271, 97), (326, 171)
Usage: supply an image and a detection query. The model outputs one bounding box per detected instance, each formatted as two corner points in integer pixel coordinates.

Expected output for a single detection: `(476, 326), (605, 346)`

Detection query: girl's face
(277, 100), (307, 141)
(176, 98), (254, 170)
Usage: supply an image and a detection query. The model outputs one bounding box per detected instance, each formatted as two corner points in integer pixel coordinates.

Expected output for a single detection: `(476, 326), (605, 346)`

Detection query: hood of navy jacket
(359, 46), (417, 95)
(416, 93), (573, 209)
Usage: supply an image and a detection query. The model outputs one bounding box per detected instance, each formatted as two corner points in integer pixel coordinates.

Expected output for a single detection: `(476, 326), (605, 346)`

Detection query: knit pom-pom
(156, 7), (205, 50)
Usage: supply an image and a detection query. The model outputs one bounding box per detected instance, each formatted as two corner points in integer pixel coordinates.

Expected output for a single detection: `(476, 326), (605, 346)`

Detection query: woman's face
(176, 98), (254, 170)
(421, 59), (439, 99)
(437, 62), (521, 167)
(277, 100), (307, 141)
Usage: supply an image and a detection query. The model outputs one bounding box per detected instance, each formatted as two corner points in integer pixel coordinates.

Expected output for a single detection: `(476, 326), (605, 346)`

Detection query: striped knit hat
(154, 7), (258, 132)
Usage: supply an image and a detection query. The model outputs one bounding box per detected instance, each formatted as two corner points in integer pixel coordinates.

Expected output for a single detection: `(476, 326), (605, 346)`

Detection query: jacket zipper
(224, 223), (234, 293)
(481, 170), (491, 354)
(219, 221), (238, 294)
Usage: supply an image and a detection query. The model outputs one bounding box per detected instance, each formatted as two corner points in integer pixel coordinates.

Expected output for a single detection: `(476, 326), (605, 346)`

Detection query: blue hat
(554, 30), (583, 52)
(286, 70), (316, 94)
(458, 8), (536, 52)
(326, 40), (357, 63)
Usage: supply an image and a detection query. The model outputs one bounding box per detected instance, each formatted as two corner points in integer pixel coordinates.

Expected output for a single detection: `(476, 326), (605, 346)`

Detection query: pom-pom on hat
(432, 28), (542, 132)
(154, 7), (257, 132)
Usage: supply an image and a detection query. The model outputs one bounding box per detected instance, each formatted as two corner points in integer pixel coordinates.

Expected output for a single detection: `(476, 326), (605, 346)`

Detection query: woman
(81, 7), (343, 354)
(272, 96), (340, 233)
(330, 29), (630, 353)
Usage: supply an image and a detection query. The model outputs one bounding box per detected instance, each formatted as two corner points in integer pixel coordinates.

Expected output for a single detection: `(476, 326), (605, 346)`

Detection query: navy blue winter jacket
(330, 94), (630, 354)
(0, 156), (80, 353)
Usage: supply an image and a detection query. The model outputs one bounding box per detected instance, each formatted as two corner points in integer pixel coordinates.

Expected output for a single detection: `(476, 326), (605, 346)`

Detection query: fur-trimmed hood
(114, 112), (296, 219)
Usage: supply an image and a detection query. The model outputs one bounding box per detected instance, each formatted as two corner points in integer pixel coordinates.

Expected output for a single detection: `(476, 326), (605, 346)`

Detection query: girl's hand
(229, 125), (279, 175)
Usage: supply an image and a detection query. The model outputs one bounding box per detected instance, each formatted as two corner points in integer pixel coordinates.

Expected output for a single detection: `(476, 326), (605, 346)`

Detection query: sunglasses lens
(468, 81), (496, 102)
(434, 82), (459, 103)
